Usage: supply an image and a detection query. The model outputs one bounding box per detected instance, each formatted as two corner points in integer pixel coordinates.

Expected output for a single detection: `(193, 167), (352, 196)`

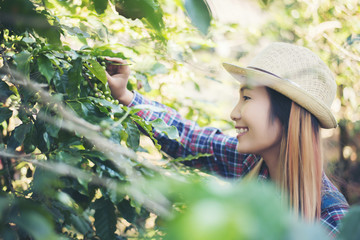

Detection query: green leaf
(170, 153), (213, 162)
(184, 0), (212, 35)
(117, 198), (137, 223)
(32, 168), (63, 196)
(13, 123), (32, 143)
(55, 150), (82, 165)
(69, 214), (93, 236)
(93, 0), (108, 14)
(124, 120), (140, 150)
(339, 205), (360, 240)
(85, 59), (107, 84)
(35, 119), (51, 153)
(13, 210), (58, 240)
(0, 81), (14, 100)
(135, 73), (151, 92)
(0, 196), (10, 221)
(89, 96), (125, 115)
(0, 107), (13, 123)
(22, 36), (36, 43)
(149, 118), (179, 140)
(93, 197), (117, 240)
(131, 115), (161, 150)
(13, 50), (31, 78)
(45, 122), (61, 138)
(67, 58), (83, 99)
(38, 55), (55, 84)
(114, 0), (165, 40)
(67, 99), (106, 123)
(149, 62), (168, 75)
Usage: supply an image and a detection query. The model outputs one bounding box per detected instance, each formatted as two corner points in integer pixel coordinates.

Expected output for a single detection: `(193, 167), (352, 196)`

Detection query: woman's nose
(230, 103), (242, 121)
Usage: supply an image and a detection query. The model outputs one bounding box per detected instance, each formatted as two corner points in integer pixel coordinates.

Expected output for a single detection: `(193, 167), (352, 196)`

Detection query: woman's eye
(243, 96), (251, 101)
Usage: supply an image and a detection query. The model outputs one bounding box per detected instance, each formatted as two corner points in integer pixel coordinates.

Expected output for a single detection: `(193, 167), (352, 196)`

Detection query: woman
(105, 42), (349, 237)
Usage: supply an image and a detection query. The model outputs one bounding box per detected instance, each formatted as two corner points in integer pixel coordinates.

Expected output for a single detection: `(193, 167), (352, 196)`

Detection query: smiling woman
(106, 42), (349, 238)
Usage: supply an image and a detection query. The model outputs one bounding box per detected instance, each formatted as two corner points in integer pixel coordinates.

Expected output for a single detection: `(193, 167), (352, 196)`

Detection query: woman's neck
(261, 146), (281, 183)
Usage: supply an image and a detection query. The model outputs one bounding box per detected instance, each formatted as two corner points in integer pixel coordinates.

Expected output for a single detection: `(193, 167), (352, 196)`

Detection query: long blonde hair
(280, 102), (322, 221)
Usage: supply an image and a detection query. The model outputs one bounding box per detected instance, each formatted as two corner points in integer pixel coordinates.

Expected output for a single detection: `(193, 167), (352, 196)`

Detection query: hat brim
(222, 62), (337, 129)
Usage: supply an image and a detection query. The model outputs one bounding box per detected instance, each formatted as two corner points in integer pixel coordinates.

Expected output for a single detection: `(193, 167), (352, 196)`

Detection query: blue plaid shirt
(129, 91), (349, 237)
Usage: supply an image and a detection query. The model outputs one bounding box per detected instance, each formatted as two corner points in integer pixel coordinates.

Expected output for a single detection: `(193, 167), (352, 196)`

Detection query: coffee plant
(0, 0), (359, 239)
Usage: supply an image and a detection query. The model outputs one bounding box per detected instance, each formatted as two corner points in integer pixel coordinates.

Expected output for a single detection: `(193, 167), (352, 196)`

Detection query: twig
(323, 33), (360, 62)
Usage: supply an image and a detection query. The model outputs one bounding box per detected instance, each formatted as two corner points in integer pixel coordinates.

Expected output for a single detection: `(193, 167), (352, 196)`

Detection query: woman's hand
(105, 57), (134, 105)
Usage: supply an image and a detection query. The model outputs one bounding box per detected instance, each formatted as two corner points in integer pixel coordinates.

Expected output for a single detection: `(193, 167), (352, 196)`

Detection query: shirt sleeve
(320, 174), (349, 238)
(128, 91), (259, 178)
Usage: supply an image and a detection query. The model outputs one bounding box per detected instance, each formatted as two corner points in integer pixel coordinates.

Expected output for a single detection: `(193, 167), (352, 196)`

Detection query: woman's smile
(236, 127), (249, 137)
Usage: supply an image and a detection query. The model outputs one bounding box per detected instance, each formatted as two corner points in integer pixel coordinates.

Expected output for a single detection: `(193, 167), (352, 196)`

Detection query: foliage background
(0, 0), (359, 239)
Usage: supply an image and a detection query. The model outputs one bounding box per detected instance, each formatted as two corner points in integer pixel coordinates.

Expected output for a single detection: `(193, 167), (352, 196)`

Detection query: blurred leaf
(67, 99), (106, 123)
(131, 115), (161, 150)
(35, 120), (51, 153)
(149, 118), (179, 140)
(22, 36), (35, 43)
(13, 50), (31, 78)
(93, 0), (109, 14)
(346, 34), (360, 46)
(170, 153), (212, 162)
(149, 62), (168, 75)
(69, 213), (93, 236)
(117, 198), (137, 223)
(32, 168), (63, 195)
(135, 73), (151, 92)
(55, 150), (82, 165)
(38, 55), (55, 84)
(339, 205), (360, 240)
(85, 59), (107, 84)
(13, 122), (32, 143)
(114, 0), (165, 39)
(258, 0), (274, 8)
(0, 196), (10, 221)
(0, 107), (12, 123)
(89, 97), (125, 115)
(67, 58), (83, 99)
(93, 197), (117, 240)
(184, 0), (212, 35)
(124, 119), (140, 150)
(13, 210), (58, 240)
(0, 81), (14, 100)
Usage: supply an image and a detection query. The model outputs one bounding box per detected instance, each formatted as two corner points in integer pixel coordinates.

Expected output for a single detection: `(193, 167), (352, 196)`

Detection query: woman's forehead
(239, 85), (264, 93)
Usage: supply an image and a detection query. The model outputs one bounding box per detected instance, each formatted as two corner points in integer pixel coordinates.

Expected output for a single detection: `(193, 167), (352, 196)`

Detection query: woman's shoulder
(320, 174), (349, 237)
(321, 174), (349, 209)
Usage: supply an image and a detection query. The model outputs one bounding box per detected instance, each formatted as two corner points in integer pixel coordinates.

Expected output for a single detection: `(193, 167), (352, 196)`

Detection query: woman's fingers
(105, 57), (130, 76)
(105, 57), (125, 62)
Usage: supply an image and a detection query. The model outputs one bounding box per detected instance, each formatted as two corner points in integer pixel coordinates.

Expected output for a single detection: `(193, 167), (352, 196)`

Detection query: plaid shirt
(129, 91), (349, 237)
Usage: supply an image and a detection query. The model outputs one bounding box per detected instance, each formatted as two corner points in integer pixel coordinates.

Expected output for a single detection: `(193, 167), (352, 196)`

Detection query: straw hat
(222, 42), (337, 129)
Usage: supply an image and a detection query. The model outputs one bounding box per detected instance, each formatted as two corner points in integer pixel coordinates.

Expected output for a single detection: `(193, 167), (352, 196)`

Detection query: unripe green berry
(100, 120), (110, 129)
(102, 129), (111, 137)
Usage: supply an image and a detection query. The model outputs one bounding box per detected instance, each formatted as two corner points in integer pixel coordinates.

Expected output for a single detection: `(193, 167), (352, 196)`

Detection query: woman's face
(230, 86), (283, 156)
